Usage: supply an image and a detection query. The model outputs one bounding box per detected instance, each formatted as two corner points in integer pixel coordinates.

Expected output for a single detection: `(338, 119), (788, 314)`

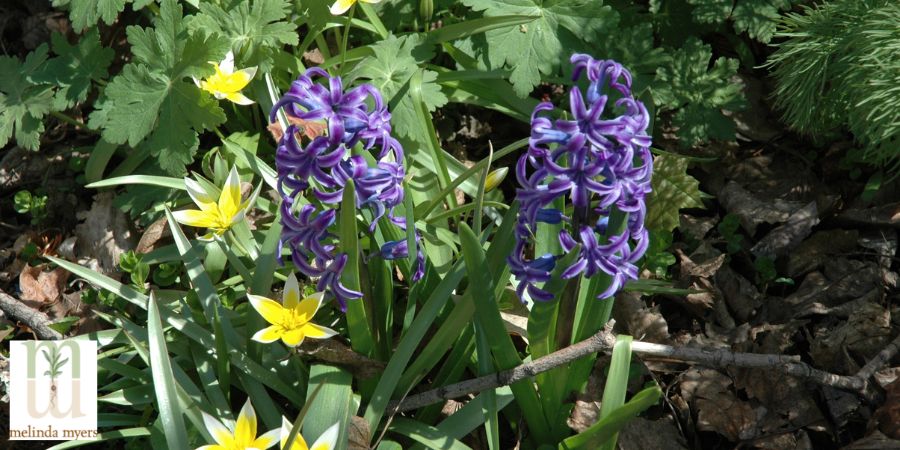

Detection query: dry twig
(0, 288), (63, 340)
(389, 320), (899, 413)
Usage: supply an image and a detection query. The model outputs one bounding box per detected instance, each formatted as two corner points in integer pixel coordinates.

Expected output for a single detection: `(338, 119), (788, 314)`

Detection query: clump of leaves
(460, 0), (618, 97)
(653, 38), (746, 147)
(13, 190), (49, 224)
(0, 29), (113, 151)
(89, 0), (232, 175)
(0, 46), (54, 151)
(686, 0), (796, 43)
(717, 213), (744, 254)
(766, 0), (900, 170)
(119, 250), (150, 292)
(645, 153), (705, 233)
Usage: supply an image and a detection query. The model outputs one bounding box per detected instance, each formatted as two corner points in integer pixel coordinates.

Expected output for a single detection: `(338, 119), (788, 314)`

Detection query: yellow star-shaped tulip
(173, 166), (257, 238)
(196, 399), (279, 450)
(280, 418), (339, 450)
(329, 0), (382, 15)
(193, 50), (257, 105)
(249, 273), (338, 347)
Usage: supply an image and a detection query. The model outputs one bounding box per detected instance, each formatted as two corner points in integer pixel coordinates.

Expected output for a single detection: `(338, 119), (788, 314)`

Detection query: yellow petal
(235, 399), (258, 445)
(252, 325), (283, 344)
(329, 0), (355, 15)
(301, 323), (337, 340)
(294, 292), (324, 323)
(281, 416), (310, 450)
(310, 422), (340, 450)
(283, 273), (301, 309)
(248, 294), (286, 325)
(359, 0), (382, 3)
(225, 91), (255, 105)
(172, 209), (218, 228)
(195, 445), (226, 450)
(252, 429), (280, 450)
(185, 177), (217, 206)
(234, 66), (258, 88)
(280, 328), (306, 347)
(202, 412), (235, 447)
(218, 166), (242, 220)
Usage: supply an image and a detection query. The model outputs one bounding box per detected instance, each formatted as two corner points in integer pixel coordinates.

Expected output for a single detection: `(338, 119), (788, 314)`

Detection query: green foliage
(348, 34), (447, 145)
(0, 45), (54, 150)
(119, 250), (150, 291)
(653, 38), (745, 147)
(31, 30), (114, 110)
(90, 0), (229, 175)
(187, 0), (298, 71)
(13, 190), (49, 224)
(645, 154), (704, 234)
(717, 213), (743, 254)
(52, 0), (155, 32)
(460, 0), (618, 96)
(767, 0), (900, 169)
(643, 231), (676, 278)
(687, 0), (794, 42)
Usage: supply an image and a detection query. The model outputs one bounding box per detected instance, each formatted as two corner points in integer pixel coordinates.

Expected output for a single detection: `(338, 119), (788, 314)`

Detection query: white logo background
(9, 340), (98, 441)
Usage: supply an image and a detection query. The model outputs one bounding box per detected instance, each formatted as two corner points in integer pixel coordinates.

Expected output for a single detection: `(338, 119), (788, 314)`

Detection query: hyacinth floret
(272, 68), (424, 309)
(509, 55), (653, 303)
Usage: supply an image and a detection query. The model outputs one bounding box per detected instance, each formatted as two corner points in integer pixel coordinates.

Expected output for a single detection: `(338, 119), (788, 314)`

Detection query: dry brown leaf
(618, 417), (688, 450)
(873, 378), (900, 439)
(348, 416), (370, 450)
(18, 264), (69, 305)
(750, 201), (819, 259)
(267, 116), (327, 143)
(681, 368), (758, 441)
(135, 216), (171, 254)
(613, 291), (670, 343)
(786, 229), (859, 278)
(843, 430), (900, 450)
(715, 265), (762, 323)
(75, 192), (136, 274)
(717, 181), (804, 234)
(732, 368), (825, 434)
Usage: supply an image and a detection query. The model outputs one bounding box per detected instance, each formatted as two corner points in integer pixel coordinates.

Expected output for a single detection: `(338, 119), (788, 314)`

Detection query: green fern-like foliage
(767, 0), (900, 168)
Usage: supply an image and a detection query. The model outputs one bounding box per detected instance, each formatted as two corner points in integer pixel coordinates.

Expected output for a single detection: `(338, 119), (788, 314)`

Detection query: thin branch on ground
(389, 320), (898, 413)
(0, 289), (63, 340)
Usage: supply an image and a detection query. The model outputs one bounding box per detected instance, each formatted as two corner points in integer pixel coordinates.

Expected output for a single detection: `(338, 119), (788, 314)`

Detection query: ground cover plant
(0, 0), (898, 449)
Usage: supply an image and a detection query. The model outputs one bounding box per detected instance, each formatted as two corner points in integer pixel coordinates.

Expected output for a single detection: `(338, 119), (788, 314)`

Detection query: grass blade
(598, 335), (633, 450)
(458, 222), (551, 442)
(85, 175), (185, 190)
(340, 180), (375, 357)
(147, 292), (189, 450)
(560, 384), (661, 450)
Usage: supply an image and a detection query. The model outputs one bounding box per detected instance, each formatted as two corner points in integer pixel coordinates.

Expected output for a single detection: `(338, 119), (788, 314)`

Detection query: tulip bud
(484, 167), (508, 192)
(419, 0), (433, 23)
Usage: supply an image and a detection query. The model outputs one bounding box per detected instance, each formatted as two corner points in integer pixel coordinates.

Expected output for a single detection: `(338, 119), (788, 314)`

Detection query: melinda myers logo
(9, 340), (98, 441)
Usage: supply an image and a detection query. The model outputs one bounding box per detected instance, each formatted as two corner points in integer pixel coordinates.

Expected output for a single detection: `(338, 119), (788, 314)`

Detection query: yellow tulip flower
(330, 0), (382, 15)
(248, 273), (338, 347)
(196, 399), (279, 450)
(173, 166), (255, 238)
(193, 50), (257, 105)
(279, 418), (339, 450)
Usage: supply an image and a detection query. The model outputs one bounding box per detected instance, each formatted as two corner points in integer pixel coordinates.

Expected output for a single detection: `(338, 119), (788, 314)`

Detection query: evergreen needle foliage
(767, 0), (900, 169)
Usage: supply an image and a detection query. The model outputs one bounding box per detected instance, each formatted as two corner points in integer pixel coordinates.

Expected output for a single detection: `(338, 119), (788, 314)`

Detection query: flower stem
(50, 111), (99, 135)
(338, 4), (356, 77)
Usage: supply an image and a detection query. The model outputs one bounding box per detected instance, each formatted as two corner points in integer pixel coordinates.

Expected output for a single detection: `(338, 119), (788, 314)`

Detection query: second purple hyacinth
(272, 68), (424, 310)
(509, 54), (653, 303)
